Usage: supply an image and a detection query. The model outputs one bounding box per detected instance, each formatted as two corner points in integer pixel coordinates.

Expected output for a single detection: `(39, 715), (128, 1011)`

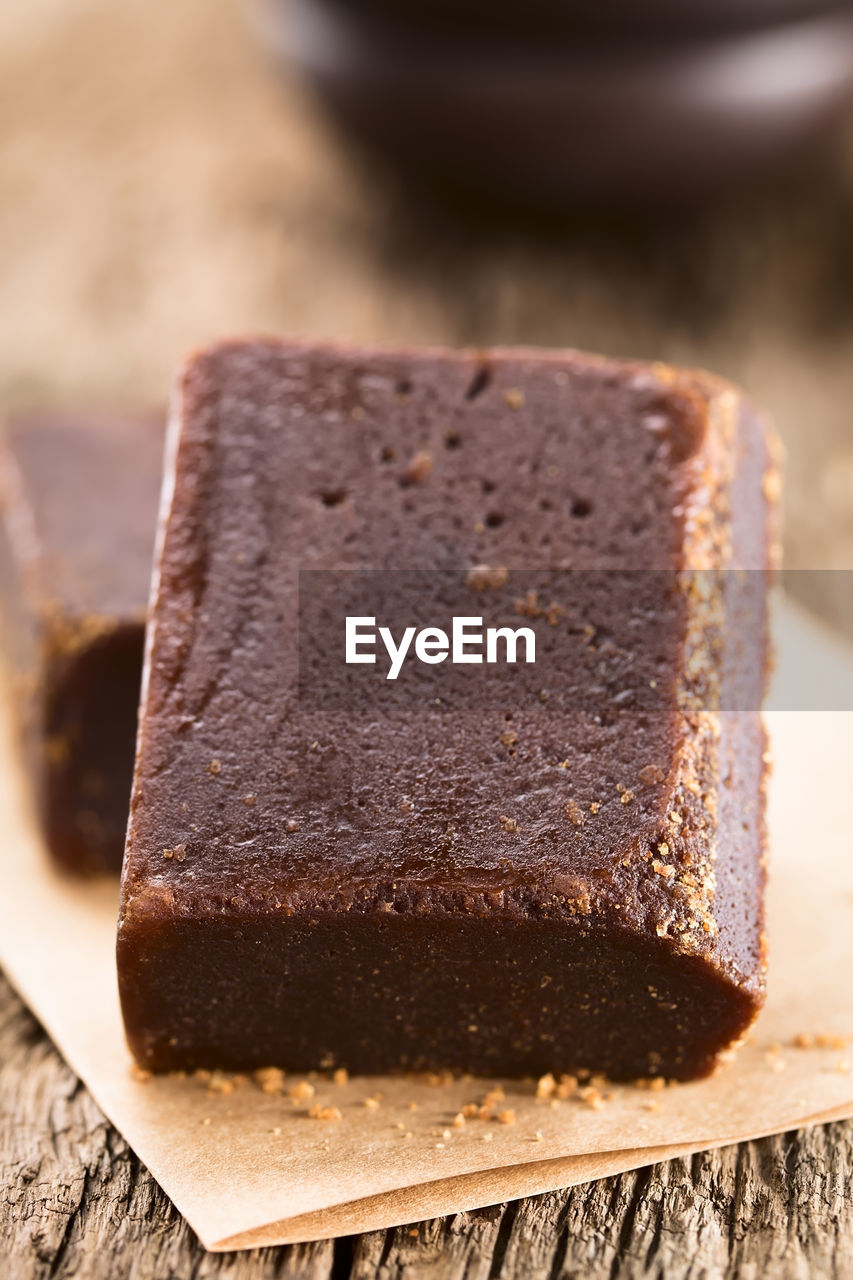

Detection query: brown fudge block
(118, 339), (777, 1080)
(0, 413), (163, 873)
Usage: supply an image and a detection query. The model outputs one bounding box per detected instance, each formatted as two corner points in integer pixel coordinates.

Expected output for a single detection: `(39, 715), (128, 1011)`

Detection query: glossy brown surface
(118, 338), (775, 1080)
(0, 414), (164, 873)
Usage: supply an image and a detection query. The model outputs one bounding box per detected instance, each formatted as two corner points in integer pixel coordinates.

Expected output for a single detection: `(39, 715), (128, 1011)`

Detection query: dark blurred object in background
(305, 0), (851, 39)
(263, 0), (853, 210)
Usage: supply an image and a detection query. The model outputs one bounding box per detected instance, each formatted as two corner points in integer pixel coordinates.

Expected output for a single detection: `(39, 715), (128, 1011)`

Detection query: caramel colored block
(118, 340), (776, 1079)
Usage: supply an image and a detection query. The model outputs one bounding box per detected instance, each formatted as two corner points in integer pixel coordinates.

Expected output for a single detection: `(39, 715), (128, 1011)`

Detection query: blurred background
(3, 0), (853, 628)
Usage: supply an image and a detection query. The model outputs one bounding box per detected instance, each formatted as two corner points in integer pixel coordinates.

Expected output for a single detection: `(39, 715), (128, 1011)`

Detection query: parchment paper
(1, 600), (852, 1251)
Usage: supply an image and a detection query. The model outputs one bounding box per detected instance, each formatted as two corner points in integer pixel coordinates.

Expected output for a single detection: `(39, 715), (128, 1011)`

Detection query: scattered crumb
(208, 759), (222, 776)
(467, 565), (509, 591)
(638, 764), (665, 785)
(452, 1113), (466, 1128)
(308, 1105), (342, 1122)
(556, 1074), (578, 1099)
(482, 1132), (494, 1143)
(289, 1081), (316, 1102)
(162, 843), (186, 862)
(578, 1087), (604, 1110)
(408, 1101), (420, 1112)
(255, 1066), (286, 1094)
(271, 1127), (282, 1136)
(403, 450), (433, 484)
(589, 801), (601, 815)
(333, 1068), (349, 1086)
(838, 1059), (851, 1075)
(564, 801), (585, 828)
(500, 729), (518, 748)
(652, 860), (675, 879)
(533, 1131), (543, 1142)
(499, 815), (520, 834)
(668, 811), (682, 826)
(285, 818), (300, 833)
(435, 1142), (445, 1150)
(130, 1064), (152, 1084)
(504, 388), (524, 410)
(201, 1117), (212, 1126)
(426, 1070), (454, 1086)
(207, 1072), (235, 1095)
(461, 1103), (480, 1119)
(645, 1100), (660, 1112)
(515, 589), (540, 618)
(243, 794), (257, 807)
(536, 1073), (556, 1100)
(816, 1033), (850, 1050)
(403, 1131), (413, 1140)
(364, 1096), (381, 1110)
(498, 1109), (516, 1126)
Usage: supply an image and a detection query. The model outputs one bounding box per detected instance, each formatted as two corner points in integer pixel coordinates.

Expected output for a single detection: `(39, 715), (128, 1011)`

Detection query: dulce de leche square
(117, 338), (778, 1081)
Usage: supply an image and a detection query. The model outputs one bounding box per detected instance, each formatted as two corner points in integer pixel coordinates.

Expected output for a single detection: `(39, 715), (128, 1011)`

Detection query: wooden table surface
(4, 970), (853, 1278)
(3, 1), (853, 1275)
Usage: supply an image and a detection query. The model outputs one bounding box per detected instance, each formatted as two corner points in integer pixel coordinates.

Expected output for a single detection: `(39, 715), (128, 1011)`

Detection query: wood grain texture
(2, 973), (851, 1279)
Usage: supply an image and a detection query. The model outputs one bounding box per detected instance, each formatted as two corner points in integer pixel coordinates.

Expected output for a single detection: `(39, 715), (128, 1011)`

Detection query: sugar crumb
(308, 1104), (342, 1121)
(467, 565), (509, 592)
(564, 801), (585, 828)
(289, 1081), (316, 1102)
(536, 1073), (556, 1099)
(403, 450), (433, 484)
(255, 1066), (286, 1094)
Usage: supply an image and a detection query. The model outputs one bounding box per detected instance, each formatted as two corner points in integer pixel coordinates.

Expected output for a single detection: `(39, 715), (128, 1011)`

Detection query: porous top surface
(121, 339), (769, 984)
